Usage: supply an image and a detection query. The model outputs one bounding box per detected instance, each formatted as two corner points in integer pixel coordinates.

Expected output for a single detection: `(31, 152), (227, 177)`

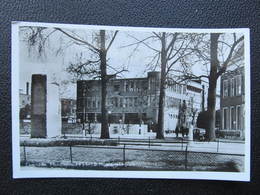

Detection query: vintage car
(193, 128), (206, 141)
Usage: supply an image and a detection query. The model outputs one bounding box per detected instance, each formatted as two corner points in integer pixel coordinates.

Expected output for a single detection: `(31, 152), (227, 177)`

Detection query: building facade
(220, 66), (245, 137)
(19, 82), (31, 109)
(61, 98), (77, 123)
(77, 72), (204, 133)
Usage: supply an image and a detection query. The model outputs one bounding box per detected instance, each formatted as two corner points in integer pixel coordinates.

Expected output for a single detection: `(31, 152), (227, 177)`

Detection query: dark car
(193, 128), (206, 141)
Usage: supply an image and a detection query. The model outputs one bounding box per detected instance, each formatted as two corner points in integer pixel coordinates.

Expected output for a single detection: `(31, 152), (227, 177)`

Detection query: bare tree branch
(216, 35), (244, 78)
(55, 28), (99, 52)
(123, 34), (160, 52)
(153, 32), (162, 40)
(166, 33), (179, 52)
(106, 68), (128, 80)
(106, 31), (118, 52)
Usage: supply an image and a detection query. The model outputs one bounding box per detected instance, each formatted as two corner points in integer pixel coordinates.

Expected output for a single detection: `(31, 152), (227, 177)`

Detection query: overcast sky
(19, 26), (242, 98)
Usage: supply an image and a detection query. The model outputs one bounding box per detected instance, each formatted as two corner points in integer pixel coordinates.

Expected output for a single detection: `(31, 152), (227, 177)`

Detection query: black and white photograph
(12, 22), (250, 181)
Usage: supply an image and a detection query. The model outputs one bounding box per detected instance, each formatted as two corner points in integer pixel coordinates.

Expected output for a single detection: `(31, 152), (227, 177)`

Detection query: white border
(12, 21), (251, 181)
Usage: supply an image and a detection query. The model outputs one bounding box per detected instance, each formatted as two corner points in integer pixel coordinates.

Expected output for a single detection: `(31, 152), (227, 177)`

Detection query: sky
(19, 26), (243, 99)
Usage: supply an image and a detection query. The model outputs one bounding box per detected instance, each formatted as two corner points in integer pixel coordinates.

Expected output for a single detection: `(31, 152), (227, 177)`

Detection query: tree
(206, 33), (244, 140)
(23, 27), (125, 139)
(126, 32), (198, 139)
(19, 104), (31, 120)
(130, 32), (244, 141)
(196, 111), (209, 129)
(184, 33), (244, 141)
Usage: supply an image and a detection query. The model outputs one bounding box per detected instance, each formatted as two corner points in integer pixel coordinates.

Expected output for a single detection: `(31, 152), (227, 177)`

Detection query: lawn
(20, 145), (244, 172)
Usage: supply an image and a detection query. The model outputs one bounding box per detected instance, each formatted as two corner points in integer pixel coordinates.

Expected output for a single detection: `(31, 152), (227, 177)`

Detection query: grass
(21, 138), (118, 147)
(20, 146), (244, 172)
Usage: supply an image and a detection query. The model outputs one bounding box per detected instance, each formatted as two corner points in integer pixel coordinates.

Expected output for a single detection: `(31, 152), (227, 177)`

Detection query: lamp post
(82, 88), (87, 137)
(119, 119), (122, 135)
(122, 104), (125, 134)
(83, 100), (86, 137)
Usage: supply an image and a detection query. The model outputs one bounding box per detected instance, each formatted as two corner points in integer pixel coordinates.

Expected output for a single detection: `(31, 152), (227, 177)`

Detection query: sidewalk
(20, 134), (245, 155)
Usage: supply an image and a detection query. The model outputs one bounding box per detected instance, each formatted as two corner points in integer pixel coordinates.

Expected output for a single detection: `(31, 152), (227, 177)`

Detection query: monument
(31, 74), (61, 138)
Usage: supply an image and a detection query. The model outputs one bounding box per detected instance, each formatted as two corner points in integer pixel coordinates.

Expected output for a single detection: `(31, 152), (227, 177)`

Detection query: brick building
(77, 71), (204, 133)
(220, 66), (245, 137)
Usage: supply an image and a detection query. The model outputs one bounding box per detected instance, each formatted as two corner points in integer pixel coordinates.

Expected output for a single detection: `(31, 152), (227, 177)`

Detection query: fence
(20, 139), (244, 171)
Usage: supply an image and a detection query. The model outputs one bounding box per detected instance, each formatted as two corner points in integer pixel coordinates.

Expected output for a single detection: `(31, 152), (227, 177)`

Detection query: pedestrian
(185, 127), (189, 137)
(175, 126), (179, 138)
(181, 126), (185, 137)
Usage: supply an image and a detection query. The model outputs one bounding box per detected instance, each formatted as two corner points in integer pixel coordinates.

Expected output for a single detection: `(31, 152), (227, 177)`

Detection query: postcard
(12, 21), (250, 181)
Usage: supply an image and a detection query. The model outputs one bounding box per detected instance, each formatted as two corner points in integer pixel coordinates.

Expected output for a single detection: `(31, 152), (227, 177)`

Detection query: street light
(82, 105), (87, 137)
(122, 104), (125, 134)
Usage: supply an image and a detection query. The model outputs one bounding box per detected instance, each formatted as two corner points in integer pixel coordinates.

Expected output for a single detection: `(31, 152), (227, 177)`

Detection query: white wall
(84, 123), (148, 135)
(47, 82), (61, 137)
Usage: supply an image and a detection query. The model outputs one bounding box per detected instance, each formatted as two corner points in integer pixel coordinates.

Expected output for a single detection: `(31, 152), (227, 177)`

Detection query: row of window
(223, 75), (242, 98)
(82, 96), (192, 110)
(166, 97), (181, 108)
(81, 80), (189, 95)
(109, 96), (148, 108)
(114, 83), (147, 93)
(149, 78), (160, 91)
(125, 80), (147, 92)
(168, 113), (179, 119)
(81, 96), (151, 109)
(167, 84), (186, 94)
(222, 105), (243, 130)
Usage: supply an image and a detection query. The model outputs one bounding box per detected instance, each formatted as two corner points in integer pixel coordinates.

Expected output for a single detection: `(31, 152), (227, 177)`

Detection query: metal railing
(21, 139), (244, 171)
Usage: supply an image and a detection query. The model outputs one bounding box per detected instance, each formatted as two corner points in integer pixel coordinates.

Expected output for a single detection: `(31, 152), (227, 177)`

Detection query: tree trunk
(156, 32), (166, 139)
(206, 33), (220, 141)
(100, 30), (110, 139)
(202, 85), (205, 112)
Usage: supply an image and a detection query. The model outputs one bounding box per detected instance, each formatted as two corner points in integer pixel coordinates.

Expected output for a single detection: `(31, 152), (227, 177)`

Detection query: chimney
(26, 82), (29, 95)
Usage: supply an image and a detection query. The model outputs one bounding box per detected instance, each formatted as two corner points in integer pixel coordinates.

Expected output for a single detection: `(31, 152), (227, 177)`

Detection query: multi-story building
(19, 82), (31, 109)
(220, 66), (245, 137)
(77, 71), (204, 133)
(61, 98), (77, 123)
(20, 92), (31, 109)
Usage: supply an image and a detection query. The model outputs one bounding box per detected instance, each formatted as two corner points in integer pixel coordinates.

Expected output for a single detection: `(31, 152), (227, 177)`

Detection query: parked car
(193, 128), (206, 141)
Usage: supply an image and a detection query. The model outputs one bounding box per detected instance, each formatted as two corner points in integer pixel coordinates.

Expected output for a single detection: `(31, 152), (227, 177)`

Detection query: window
(173, 84), (176, 92)
(87, 100), (90, 108)
(223, 108), (228, 129)
(129, 97), (133, 107)
(183, 85), (187, 94)
(114, 85), (120, 92)
(115, 97), (118, 107)
(119, 98), (123, 107)
(236, 75), (242, 95)
(130, 82), (134, 91)
(83, 88), (87, 97)
(231, 78), (235, 96)
(231, 107), (236, 129)
(125, 97), (128, 107)
(237, 106), (241, 130)
(223, 80), (228, 97)
(178, 85), (182, 93)
(134, 97), (138, 106)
